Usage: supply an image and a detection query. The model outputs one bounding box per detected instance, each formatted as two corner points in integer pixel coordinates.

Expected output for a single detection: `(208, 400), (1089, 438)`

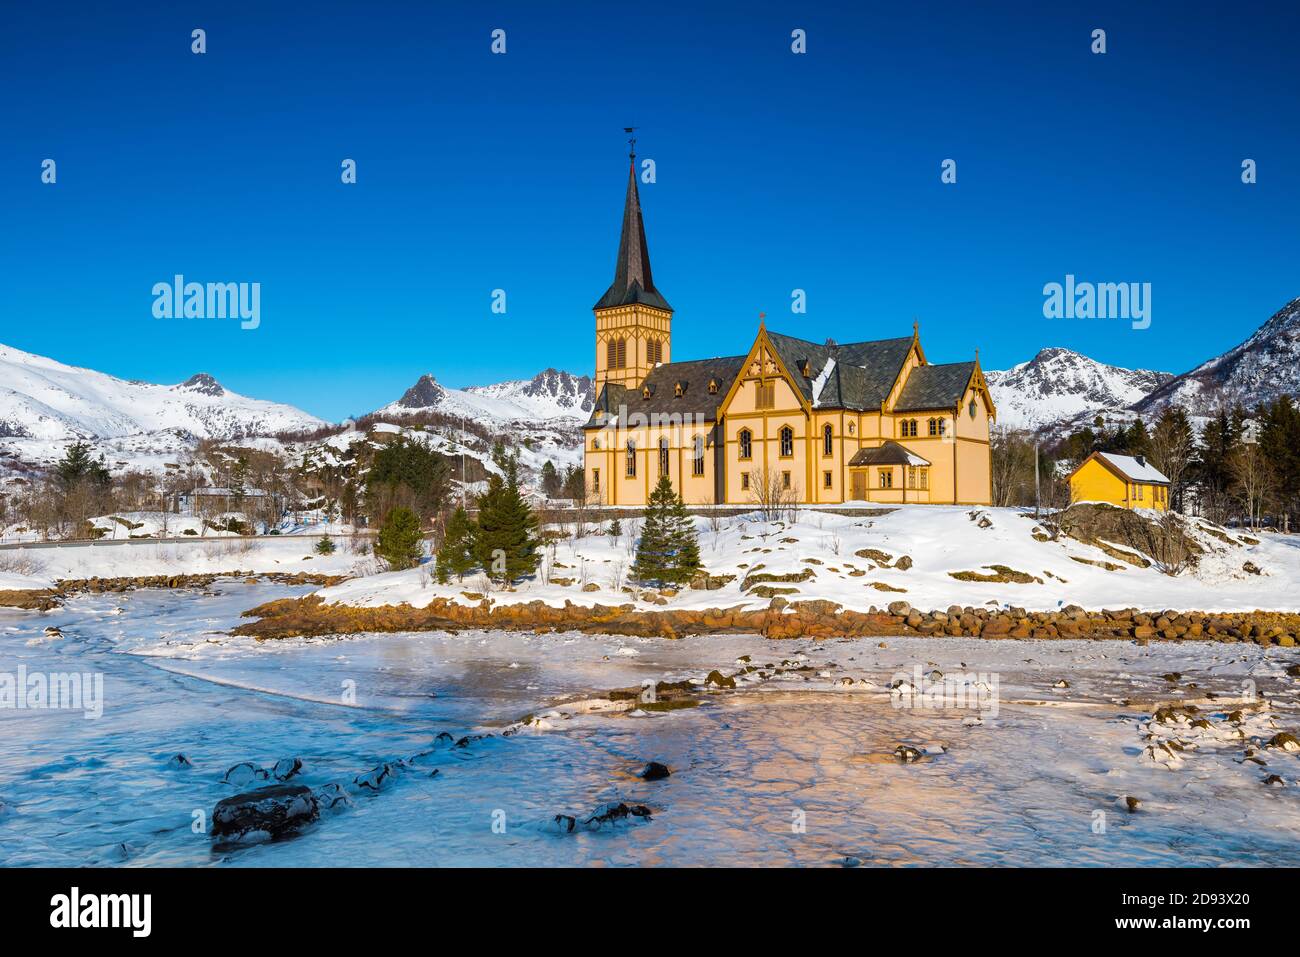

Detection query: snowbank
(316, 505), (1300, 614)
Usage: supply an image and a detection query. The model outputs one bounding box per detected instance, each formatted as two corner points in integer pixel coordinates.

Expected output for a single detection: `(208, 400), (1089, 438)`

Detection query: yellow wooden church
(583, 152), (995, 507)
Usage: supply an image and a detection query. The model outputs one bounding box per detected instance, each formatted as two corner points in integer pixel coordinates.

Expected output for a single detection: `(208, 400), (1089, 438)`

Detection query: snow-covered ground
(2, 584), (1298, 866)
(0, 531), (363, 592)
(318, 505), (1300, 614)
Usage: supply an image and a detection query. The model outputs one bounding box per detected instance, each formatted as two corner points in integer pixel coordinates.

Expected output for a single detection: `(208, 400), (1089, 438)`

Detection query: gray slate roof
(585, 355), (745, 428)
(848, 440), (931, 467)
(893, 361), (976, 412)
(765, 330), (914, 411)
(594, 159), (672, 312)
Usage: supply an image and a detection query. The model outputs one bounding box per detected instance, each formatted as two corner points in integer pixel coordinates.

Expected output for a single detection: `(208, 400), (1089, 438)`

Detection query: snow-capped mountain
(0, 343), (325, 441)
(374, 368), (594, 424)
(986, 348), (1173, 431)
(1133, 296), (1300, 418)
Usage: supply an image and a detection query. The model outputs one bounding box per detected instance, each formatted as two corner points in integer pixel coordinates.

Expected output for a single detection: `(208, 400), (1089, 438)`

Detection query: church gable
(717, 330), (809, 417)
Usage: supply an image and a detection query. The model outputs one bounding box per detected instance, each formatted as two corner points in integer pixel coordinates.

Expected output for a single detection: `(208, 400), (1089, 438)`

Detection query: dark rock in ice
(222, 762), (269, 788)
(434, 732), (455, 745)
(212, 784), (319, 842)
(894, 745), (924, 763)
(582, 802), (652, 829)
(640, 761), (672, 781)
(1123, 796), (1141, 813)
(273, 757), (303, 780)
(1263, 774), (1286, 787)
(354, 762), (399, 791)
(314, 783), (351, 811)
(554, 814), (576, 833)
(165, 753), (192, 770)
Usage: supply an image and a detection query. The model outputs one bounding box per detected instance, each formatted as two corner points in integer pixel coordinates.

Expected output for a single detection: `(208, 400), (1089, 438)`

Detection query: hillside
(0, 344), (324, 442)
(1134, 296), (1300, 418)
(986, 348), (1172, 431)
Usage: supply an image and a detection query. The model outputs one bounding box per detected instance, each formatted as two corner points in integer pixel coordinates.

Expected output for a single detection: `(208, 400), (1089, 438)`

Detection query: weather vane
(624, 126), (637, 158)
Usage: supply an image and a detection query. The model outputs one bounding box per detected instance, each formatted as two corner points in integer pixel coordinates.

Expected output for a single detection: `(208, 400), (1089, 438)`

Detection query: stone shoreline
(230, 593), (1300, 646)
(0, 572), (347, 611)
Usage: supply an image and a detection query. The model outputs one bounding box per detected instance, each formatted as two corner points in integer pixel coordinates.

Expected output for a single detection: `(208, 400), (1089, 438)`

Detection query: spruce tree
(314, 534), (336, 555)
(436, 505), (477, 583)
(633, 475), (701, 586)
(473, 453), (541, 583)
(375, 506), (423, 570)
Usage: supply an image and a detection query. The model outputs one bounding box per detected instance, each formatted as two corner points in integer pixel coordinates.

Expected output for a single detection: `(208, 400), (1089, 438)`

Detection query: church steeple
(593, 141), (673, 390)
(594, 154), (672, 312)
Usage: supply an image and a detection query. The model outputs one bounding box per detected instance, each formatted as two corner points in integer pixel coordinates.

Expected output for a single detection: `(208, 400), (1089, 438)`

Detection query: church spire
(594, 147), (671, 312)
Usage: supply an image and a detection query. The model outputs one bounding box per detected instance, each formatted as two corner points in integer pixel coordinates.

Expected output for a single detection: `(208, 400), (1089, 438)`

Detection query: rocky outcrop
(233, 593), (1300, 646)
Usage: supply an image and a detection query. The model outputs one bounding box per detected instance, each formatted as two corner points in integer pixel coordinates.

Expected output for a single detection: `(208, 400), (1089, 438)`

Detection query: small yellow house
(581, 149), (994, 507)
(1069, 451), (1170, 511)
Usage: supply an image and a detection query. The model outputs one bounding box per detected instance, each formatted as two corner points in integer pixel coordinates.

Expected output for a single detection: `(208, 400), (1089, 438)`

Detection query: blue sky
(2, 1), (1297, 421)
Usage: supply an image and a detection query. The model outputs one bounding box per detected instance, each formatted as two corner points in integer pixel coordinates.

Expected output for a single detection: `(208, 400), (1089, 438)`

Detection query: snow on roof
(811, 357), (836, 408)
(1095, 452), (1170, 484)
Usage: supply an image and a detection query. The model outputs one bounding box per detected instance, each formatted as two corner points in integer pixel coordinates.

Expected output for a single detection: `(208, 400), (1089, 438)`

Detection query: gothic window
(606, 339), (617, 370)
(692, 435), (705, 475)
(823, 424), (833, 456)
(626, 440), (636, 477)
(738, 429), (752, 460)
(648, 339), (662, 365)
(779, 426), (793, 457)
(755, 381), (774, 409)
(591, 468), (600, 493)
(901, 419), (919, 438)
(823, 470), (832, 488)
(781, 470), (791, 490)
(616, 338), (627, 369)
(659, 438), (670, 477)
(741, 472), (751, 491)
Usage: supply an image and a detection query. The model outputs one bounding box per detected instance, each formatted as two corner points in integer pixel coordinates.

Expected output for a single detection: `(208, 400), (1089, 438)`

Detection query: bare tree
(747, 466), (799, 522)
(1230, 442), (1275, 531)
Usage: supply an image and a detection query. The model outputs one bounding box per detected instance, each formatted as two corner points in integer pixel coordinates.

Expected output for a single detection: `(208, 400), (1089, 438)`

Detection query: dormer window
(642, 386), (652, 399)
(708, 378), (719, 394)
(798, 359), (811, 377)
(674, 381), (686, 397)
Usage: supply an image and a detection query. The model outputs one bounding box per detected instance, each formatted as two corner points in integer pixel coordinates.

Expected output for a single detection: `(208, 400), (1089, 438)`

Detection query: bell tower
(594, 138), (672, 390)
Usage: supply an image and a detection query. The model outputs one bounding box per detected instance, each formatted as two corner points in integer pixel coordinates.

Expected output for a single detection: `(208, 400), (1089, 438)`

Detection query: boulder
(639, 761), (672, 781)
(211, 784), (319, 842)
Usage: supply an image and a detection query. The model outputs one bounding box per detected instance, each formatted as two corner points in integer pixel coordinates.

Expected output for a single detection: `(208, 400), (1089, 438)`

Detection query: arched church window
(823, 424), (833, 456)
(738, 429), (752, 460)
(779, 426), (794, 457)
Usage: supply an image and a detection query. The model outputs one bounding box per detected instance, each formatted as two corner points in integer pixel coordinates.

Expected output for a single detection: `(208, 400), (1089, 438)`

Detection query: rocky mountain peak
(176, 373), (225, 397)
(395, 374), (446, 410)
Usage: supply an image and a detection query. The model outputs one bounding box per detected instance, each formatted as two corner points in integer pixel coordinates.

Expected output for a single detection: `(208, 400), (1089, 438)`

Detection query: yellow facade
(585, 325), (995, 507)
(1068, 454), (1169, 511)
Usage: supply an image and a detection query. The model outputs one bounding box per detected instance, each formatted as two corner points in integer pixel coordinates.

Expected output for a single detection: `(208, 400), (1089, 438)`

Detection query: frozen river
(3, 582), (1300, 866)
